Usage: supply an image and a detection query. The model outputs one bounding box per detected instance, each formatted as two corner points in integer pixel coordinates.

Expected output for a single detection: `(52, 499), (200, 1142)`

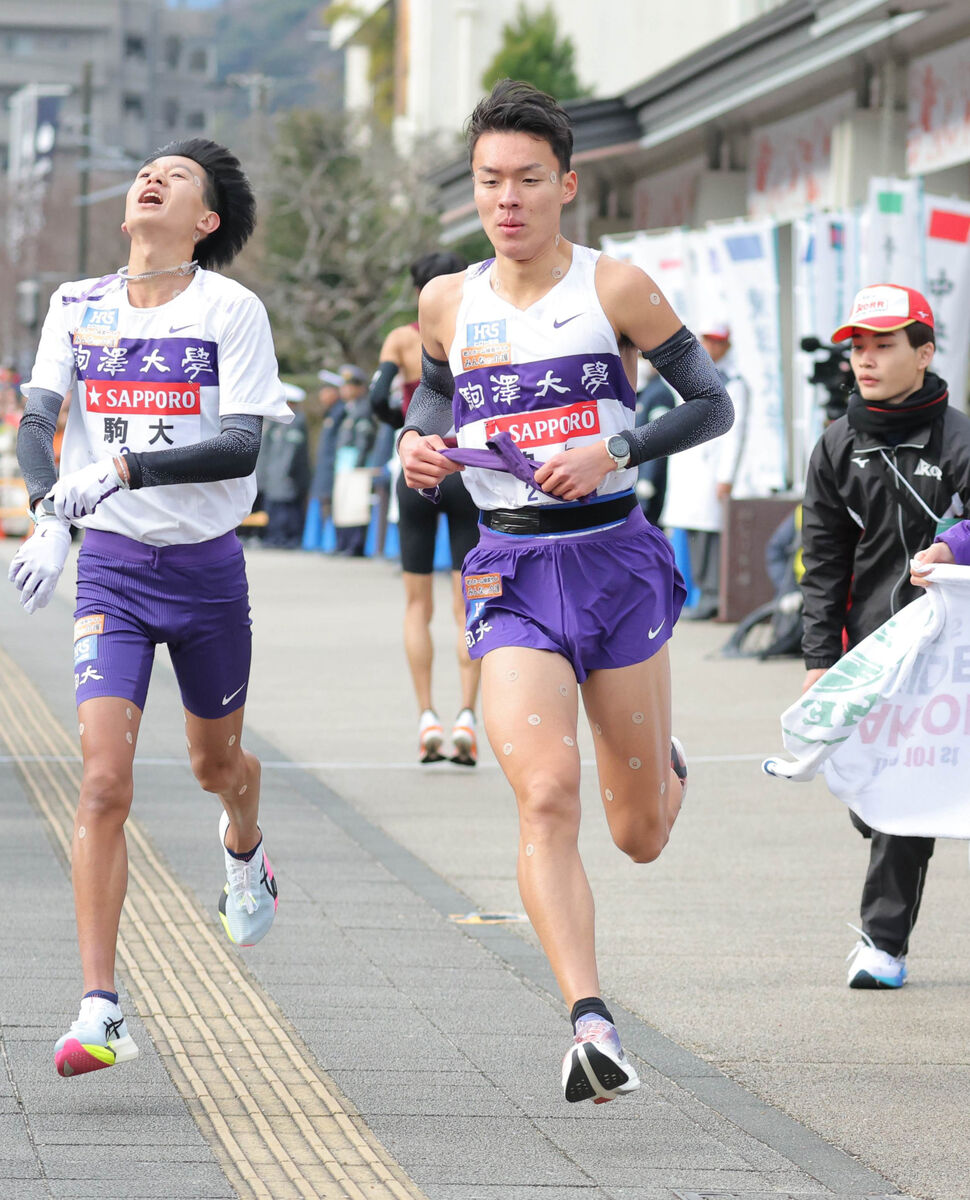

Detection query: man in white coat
(661, 323), (749, 619)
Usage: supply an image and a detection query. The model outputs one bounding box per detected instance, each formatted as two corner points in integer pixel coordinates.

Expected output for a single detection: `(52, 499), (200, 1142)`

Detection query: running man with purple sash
(9, 139), (291, 1077)
(398, 81), (735, 1104)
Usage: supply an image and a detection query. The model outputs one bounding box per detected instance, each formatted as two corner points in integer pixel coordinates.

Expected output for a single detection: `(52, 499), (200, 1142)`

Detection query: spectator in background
(310, 369), (345, 526)
(333, 363), (375, 556)
(661, 322), (749, 619)
(634, 358), (675, 526)
(256, 382), (310, 548)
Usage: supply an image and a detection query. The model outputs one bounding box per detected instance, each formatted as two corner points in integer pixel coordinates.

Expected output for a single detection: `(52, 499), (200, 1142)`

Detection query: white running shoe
(218, 810), (278, 947)
(54, 996), (139, 1077)
(561, 1016), (640, 1104)
(671, 736), (688, 800)
(846, 930), (907, 989)
(451, 708), (477, 766)
(419, 709), (445, 763)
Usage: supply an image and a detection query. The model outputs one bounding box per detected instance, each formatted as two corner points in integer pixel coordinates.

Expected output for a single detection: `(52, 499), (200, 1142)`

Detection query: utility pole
(78, 61), (93, 278)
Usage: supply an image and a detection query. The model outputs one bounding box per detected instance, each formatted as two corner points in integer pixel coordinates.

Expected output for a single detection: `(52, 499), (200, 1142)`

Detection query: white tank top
(448, 244), (637, 510)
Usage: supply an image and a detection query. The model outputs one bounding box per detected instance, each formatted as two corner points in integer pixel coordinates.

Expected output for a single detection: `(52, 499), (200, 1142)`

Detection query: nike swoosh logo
(648, 620), (665, 639)
(169, 323), (196, 334)
(553, 314), (582, 328)
(222, 684), (247, 706)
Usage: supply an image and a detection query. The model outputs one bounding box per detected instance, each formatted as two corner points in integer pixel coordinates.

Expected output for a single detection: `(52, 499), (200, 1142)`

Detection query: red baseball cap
(831, 284), (934, 342)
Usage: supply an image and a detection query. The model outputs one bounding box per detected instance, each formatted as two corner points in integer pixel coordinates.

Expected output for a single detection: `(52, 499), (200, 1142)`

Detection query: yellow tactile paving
(0, 643), (428, 1200)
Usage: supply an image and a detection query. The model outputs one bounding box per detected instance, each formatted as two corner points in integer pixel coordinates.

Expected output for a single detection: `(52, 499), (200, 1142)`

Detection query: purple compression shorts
(462, 505), (686, 682)
(73, 529), (252, 718)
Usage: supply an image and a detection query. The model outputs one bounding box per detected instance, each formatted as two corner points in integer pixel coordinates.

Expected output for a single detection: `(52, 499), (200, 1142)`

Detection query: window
(188, 47), (208, 73)
(163, 99), (179, 128)
(165, 36), (180, 69)
(123, 94), (145, 117)
(125, 34), (147, 58)
(186, 110), (206, 131)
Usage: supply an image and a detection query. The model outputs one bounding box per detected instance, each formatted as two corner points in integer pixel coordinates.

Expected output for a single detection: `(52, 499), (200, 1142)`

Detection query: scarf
(846, 372), (949, 438)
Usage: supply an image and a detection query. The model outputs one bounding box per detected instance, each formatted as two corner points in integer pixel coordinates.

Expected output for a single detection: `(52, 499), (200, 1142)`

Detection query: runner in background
(368, 251), (482, 764)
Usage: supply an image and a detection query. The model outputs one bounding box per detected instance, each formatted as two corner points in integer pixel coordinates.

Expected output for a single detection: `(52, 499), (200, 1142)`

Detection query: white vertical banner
(703, 220), (786, 496)
(907, 40), (970, 176)
(861, 177), (924, 291)
(791, 212), (855, 485)
(923, 196), (970, 411)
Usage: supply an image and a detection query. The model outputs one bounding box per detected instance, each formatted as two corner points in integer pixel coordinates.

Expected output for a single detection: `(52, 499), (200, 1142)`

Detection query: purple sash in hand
(419, 431), (594, 504)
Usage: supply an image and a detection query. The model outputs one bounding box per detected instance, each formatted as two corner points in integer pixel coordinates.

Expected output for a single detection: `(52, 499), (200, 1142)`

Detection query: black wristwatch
(603, 434), (631, 471)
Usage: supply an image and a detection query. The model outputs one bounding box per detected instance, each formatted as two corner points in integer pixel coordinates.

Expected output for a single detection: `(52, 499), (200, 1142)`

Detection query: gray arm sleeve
(126, 414), (263, 489)
(17, 388), (63, 505)
(398, 349), (454, 441)
(617, 327), (735, 466)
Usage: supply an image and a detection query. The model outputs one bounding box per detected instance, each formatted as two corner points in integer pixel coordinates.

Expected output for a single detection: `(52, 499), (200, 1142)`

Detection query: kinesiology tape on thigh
(616, 326), (734, 466)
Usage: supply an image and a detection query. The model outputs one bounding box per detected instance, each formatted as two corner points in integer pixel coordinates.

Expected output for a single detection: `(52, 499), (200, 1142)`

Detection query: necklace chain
(118, 260), (200, 283)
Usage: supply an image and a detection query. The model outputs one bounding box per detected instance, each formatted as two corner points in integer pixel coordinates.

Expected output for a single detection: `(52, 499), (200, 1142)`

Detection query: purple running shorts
(461, 506), (686, 682)
(73, 529), (252, 718)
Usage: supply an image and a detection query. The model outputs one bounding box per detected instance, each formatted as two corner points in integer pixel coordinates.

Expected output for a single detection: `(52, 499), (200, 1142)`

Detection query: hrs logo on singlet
(467, 320), (506, 345)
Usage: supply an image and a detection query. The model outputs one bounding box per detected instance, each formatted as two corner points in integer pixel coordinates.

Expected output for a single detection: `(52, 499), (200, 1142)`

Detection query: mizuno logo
(553, 314), (582, 328)
(648, 620), (665, 639)
(222, 684), (247, 706)
(169, 323), (196, 334)
(914, 458), (942, 480)
(851, 457), (869, 469)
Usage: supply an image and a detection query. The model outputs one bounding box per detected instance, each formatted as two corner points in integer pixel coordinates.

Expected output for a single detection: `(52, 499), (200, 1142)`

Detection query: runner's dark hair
(467, 79), (573, 174)
(410, 251), (467, 291)
(141, 138), (255, 269)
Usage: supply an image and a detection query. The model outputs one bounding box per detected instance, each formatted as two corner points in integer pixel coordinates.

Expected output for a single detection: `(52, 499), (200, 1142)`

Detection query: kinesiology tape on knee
(616, 326), (734, 466)
(398, 348), (454, 443)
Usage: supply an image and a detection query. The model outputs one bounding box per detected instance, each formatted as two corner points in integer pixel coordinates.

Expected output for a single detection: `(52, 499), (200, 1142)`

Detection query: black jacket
(801, 406), (970, 667)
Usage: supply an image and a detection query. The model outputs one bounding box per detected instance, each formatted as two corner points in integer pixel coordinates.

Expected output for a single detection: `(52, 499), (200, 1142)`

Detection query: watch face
(607, 435), (628, 458)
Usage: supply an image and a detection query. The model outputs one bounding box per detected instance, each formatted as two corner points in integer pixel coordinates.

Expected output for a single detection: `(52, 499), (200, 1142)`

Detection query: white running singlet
(448, 245), (638, 510)
(27, 269), (292, 545)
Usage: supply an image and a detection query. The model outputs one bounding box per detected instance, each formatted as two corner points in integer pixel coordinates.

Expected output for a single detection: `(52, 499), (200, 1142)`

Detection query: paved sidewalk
(0, 541), (965, 1198)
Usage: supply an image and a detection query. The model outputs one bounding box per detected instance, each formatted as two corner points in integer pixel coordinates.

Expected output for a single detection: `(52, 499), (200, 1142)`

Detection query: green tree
(481, 4), (589, 101)
(253, 108), (441, 373)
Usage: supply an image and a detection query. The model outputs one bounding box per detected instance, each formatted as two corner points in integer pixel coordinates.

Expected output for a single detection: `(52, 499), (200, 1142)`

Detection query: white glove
(8, 516), (72, 614)
(47, 456), (128, 522)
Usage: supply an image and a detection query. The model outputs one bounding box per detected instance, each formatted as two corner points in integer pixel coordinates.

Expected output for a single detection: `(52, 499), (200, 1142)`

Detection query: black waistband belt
(481, 492), (636, 535)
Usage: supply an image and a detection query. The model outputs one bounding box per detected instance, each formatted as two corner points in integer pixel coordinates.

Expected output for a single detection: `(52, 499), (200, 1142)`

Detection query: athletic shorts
(73, 529), (252, 719)
(461, 506), (685, 682)
(396, 470), (481, 574)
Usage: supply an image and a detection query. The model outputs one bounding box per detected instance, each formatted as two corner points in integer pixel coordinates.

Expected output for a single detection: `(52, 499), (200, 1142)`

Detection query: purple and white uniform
(450, 247), (685, 680)
(26, 269), (291, 715)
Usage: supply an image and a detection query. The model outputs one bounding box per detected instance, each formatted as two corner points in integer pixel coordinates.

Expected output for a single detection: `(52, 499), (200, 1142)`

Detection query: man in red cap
(800, 283), (970, 989)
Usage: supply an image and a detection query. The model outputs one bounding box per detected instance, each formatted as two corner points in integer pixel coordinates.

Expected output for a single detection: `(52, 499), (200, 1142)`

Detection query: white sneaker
(218, 810), (278, 947)
(561, 1016), (640, 1104)
(54, 996), (139, 1077)
(451, 708), (477, 766)
(418, 709), (445, 763)
(846, 931), (907, 989)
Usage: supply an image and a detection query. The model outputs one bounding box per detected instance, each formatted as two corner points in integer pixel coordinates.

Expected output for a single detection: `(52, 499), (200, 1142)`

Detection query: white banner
(791, 212), (857, 484)
(924, 195), (970, 411)
(748, 93), (854, 220)
(861, 176), (924, 291)
(907, 39), (970, 176)
(705, 221), (786, 496)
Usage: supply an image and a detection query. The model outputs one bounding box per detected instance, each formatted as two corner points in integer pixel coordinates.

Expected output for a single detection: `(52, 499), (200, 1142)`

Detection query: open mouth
(138, 189), (164, 206)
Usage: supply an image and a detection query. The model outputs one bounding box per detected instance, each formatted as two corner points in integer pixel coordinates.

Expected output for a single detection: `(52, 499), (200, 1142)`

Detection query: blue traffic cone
(321, 516), (337, 553)
(669, 527), (699, 607)
(302, 498), (322, 550)
(433, 515), (451, 571)
(384, 519), (400, 560)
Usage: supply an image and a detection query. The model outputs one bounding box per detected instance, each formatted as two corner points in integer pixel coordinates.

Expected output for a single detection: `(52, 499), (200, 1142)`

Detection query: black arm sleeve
(398, 348), (454, 441)
(126, 414), (263, 489)
(17, 388), (64, 505)
(368, 361), (403, 429)
(617, 327), (734, 467)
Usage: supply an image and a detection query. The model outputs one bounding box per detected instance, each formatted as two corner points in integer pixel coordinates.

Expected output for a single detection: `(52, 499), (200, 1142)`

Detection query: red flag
(929, 208), (970, 243)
